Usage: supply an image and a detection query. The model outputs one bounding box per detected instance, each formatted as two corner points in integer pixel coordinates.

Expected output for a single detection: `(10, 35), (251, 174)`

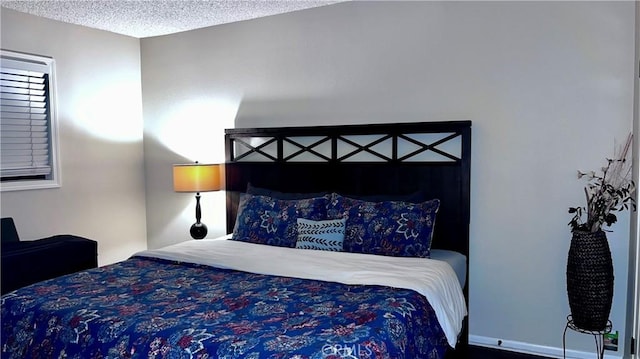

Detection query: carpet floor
(468, 345), (553, 359)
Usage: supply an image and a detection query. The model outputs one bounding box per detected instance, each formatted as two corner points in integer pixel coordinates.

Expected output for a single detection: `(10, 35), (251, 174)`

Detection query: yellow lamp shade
(173, 163), (221, 192)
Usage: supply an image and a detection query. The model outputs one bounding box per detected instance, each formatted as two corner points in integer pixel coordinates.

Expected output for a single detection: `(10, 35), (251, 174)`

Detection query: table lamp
(173, 162), (221, 239)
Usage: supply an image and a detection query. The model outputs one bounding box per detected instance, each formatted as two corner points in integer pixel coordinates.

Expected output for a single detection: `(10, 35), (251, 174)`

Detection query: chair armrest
(0, 217), (20, 243)
(1, 235), (98, 294)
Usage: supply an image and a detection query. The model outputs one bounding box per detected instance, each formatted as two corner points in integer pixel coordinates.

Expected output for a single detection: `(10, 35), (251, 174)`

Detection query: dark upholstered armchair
(1, 217), (98, 294)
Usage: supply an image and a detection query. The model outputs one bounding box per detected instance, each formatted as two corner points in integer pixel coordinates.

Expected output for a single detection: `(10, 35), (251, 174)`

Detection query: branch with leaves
(569, 133), (636, 233)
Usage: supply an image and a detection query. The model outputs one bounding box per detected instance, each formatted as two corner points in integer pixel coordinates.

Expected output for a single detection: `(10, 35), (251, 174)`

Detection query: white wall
(626, 3), (640, 358)
(141, 1), (636, 357)
(0, 9), (148, 265)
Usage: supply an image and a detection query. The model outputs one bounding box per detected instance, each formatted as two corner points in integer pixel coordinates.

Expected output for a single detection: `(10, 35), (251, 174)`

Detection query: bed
(1, 120), (471, 359)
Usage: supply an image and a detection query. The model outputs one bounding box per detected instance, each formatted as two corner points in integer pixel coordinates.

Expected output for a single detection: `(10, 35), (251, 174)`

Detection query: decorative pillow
(247, 183), (329, 200)
(295, 218), (346, 252)
(327, 193), (440, 258)
(231, 194), (328, 248)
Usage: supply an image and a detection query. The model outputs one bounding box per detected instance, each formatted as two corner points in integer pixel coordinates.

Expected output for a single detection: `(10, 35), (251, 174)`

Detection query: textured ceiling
(1, 0), (342, 38)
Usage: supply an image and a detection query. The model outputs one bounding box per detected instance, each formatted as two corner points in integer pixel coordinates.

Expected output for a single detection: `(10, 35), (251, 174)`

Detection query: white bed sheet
(135, 238), (467, 348)
(430, 249), (467, 287)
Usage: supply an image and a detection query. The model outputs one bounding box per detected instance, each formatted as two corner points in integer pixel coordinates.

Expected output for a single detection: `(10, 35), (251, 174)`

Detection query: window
(0, 50), (60, 191)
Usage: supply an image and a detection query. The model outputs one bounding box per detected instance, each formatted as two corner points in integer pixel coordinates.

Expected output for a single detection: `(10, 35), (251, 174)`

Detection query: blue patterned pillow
(231, 193), (329, 248)
(327, 193), (440, 258)
(296, 218), (346, 252)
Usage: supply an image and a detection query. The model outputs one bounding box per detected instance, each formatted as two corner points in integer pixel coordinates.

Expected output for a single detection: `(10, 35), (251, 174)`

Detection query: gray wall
(141, 2), (636, 357)
(0, 9), (148, 265)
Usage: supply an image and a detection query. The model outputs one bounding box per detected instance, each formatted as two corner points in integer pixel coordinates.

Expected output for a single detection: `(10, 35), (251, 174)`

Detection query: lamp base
(190, 222), (208, 240)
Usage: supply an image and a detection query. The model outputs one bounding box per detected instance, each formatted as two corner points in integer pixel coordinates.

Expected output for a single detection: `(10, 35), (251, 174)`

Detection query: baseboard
(469, 335), (623, 359)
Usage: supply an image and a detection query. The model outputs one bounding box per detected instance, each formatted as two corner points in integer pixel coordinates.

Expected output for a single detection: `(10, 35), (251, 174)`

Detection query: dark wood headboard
(224, 120), (471, 257)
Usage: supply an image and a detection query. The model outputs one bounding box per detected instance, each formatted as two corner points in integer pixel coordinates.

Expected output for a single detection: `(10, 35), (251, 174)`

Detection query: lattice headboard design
(224, 121), (471, 256)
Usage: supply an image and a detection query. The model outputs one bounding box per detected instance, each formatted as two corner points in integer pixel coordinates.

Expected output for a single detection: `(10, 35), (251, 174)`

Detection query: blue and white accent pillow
(295, 218), (346, 252)
(231, 193), (329, 248)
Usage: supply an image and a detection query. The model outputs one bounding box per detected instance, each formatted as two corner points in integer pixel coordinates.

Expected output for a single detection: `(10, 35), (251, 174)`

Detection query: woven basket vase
(566, 230), (614, 331)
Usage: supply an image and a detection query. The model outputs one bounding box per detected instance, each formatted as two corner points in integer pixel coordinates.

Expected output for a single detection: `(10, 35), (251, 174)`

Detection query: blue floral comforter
(2, 256), (450, 359)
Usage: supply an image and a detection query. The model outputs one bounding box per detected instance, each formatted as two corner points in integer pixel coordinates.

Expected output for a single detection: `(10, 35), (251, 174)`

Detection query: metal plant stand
(563, 315), (612, 359)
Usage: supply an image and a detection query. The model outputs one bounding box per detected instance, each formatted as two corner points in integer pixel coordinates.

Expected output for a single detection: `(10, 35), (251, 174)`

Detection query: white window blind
(1, 50), (59, 190)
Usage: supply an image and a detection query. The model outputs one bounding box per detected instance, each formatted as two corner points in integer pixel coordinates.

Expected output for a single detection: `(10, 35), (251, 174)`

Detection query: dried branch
(569, 133), (636, 233)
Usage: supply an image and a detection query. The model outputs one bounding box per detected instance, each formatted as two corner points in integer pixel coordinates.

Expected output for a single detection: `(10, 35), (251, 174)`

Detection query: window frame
(0, 49), (61, 192)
